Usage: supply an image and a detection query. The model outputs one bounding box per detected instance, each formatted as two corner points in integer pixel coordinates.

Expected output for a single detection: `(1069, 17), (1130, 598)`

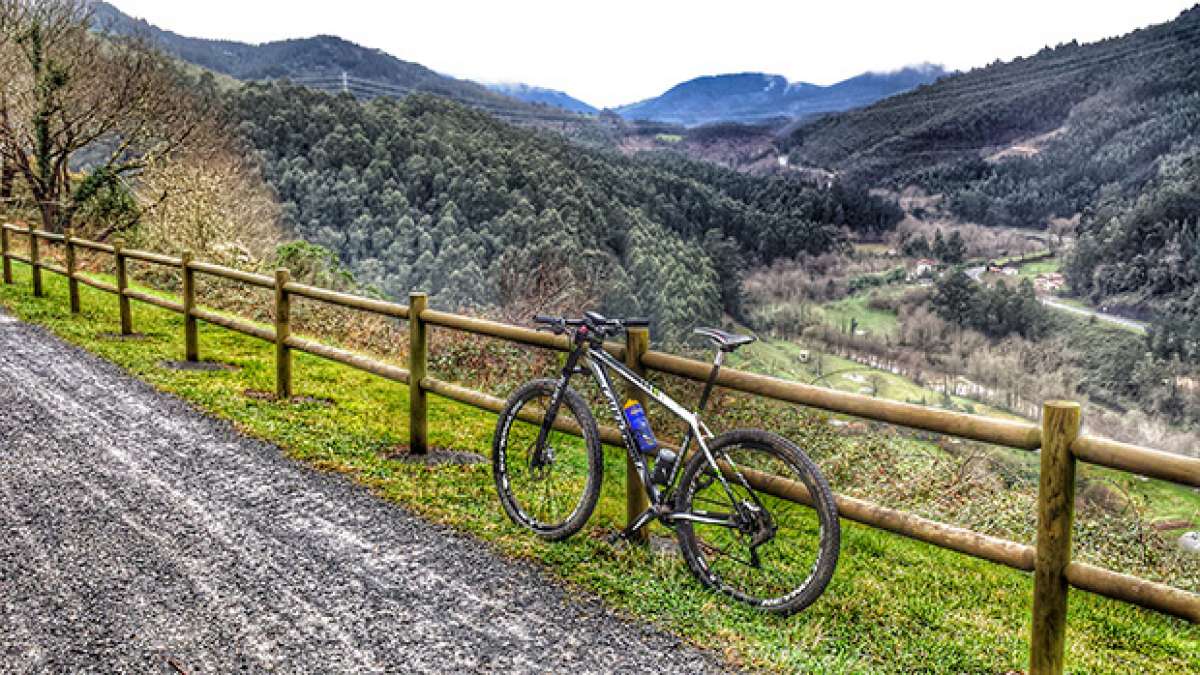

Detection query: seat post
(696, 348), (725, 414)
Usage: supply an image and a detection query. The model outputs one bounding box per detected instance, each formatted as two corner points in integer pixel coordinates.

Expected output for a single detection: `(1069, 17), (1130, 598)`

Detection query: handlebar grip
(533, 314), (558, 324)
(623, 317), (650, 327)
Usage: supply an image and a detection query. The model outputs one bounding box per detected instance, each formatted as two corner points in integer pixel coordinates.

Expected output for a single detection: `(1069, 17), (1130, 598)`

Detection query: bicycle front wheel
(492, 379), (603, 541)
(675, 429), (840, 615)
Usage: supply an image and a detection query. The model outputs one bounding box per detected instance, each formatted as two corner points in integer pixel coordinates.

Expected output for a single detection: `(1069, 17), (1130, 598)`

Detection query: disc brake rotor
(529, 445), (556, 480)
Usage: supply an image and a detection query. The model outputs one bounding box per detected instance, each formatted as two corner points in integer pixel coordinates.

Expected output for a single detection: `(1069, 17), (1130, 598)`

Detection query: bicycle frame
(539, 336), (751, 535)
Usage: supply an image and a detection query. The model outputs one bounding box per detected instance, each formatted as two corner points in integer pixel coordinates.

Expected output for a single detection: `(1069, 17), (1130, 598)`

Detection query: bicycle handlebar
(533, 313), (650, 335)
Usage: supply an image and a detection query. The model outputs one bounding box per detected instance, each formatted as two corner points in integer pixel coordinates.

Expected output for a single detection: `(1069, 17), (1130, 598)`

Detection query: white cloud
(107, 0), (1195, 108)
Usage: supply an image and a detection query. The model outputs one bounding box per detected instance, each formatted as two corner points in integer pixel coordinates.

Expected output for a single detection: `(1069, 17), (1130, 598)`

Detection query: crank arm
(669, 510), (737, 527)
(607, 504), (674, 544)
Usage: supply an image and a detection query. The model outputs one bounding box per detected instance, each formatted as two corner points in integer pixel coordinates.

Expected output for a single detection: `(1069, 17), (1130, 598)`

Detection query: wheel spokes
(687, 444), (825, 603)
(503, 393), (591, 530)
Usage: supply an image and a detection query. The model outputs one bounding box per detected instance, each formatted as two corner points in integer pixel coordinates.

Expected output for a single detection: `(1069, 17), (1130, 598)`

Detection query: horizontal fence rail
(1072, 434), (1200, 488)
(283, 281), (410, 319)
(123, 287), (184, 314)
(189, 260), (276, 289)
(123, 248), (182, 267)
(641, 349), (1044, 450)
(190, 306), (275, 342)
(286, 335), (410, 384)
(1, 221), (1197, 673)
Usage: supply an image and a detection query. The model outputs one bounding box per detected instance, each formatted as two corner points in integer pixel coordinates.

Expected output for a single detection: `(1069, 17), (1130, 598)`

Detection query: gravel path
(0, 310), (727, 674)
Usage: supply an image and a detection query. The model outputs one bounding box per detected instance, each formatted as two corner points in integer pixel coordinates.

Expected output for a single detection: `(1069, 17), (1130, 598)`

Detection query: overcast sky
(107, 1), (1195, 108)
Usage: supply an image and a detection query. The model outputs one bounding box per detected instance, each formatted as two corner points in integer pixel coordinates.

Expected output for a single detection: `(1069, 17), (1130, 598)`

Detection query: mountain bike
(492, 311), (840, 615)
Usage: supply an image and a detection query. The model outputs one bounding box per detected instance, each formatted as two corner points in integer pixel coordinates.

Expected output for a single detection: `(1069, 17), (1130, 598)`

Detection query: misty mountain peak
(615, 66), (946, 126)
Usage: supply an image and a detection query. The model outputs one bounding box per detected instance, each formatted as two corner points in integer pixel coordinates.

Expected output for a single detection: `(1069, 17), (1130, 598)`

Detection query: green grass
(1, 262), (1196, 673)
(735, 338), (995, 415)
(819, 294), (900, 337)
(1016, 257), (1061, 279)
(993, 249), (1053, 267)
(852, 242), (892, 256)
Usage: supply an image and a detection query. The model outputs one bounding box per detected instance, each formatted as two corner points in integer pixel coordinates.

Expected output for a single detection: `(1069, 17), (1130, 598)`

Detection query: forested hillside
(231, 83), (900, 341)
(1066, 153), (1200, 324)
(783, 5), (1200, 230)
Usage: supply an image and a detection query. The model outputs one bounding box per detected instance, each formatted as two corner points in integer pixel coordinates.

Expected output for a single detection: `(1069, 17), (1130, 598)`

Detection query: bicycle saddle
(694, 327), (756, 352)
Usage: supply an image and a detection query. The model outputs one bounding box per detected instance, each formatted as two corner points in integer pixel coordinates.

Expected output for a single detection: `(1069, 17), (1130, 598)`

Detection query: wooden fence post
(274, 268), (292, 400)
(64, 228), (79, 313)
(181, 251), (198, 361)
(1030, 400), (1082, 675)
(28, 221), (41, 297)
(408, 292), (428, 454)
(114, 241), (132, 335)
(624, 326), (651, 544)
(1, 225), (11, 284)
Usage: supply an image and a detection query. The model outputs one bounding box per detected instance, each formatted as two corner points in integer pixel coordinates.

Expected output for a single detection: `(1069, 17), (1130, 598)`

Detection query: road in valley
(1039, 297), (1148, 333)
(961, 262), (1146, 333)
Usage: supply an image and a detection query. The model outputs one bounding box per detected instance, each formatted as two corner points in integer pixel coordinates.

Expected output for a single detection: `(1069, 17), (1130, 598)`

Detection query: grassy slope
(819, 294), (900, 337)
(0, 263), (1195, 673)
(1016, 257), (1061, 280)
(735, 338), (1001, 414)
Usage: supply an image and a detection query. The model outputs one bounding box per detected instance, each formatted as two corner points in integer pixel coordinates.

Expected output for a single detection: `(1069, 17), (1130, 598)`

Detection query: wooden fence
(2, 221), (1197, 674)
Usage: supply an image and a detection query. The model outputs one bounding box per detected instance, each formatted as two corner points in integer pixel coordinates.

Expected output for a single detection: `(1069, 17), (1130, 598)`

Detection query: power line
(267, 72), (592, 126)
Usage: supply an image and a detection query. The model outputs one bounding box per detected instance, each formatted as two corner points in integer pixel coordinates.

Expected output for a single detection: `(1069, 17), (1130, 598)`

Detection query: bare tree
(0, 0), (213, 235)
(868, 372), (884, 397)
(133, 149), (280, 262)
(495, 260), (596, 325)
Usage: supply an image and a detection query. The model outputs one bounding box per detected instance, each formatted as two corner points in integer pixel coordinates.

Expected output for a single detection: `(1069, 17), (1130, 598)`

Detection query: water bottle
(622, 400), (658, 454)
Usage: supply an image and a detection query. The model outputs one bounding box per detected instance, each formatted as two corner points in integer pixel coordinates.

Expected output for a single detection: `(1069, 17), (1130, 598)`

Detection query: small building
(1035, 272), (1066, 293)
(909, 258), (936, 280)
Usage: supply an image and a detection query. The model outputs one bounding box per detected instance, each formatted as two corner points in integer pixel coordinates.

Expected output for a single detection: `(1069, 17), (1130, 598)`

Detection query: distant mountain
(486, 83), (597, 114)
(91, 2), (569, 119)
(615, 65), (949, 126)
(782, 5), (1200, 226)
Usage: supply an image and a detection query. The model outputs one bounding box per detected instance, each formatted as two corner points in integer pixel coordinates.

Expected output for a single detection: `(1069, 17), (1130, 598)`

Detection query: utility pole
(342, 71), (349, 94)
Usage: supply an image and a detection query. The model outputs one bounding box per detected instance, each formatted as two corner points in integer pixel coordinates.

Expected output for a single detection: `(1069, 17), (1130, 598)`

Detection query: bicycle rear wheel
(675, 429), (840, 615)
(492, 379), (603, 541)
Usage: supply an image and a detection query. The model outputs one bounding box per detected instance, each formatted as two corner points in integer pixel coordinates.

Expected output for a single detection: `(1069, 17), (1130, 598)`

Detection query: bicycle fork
(531, 344), (586, 472)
